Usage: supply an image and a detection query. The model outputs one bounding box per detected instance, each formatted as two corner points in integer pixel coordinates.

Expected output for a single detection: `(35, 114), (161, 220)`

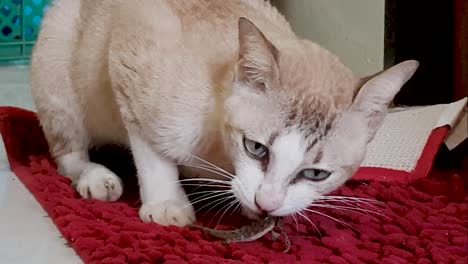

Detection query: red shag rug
(1, 106), (467, 264)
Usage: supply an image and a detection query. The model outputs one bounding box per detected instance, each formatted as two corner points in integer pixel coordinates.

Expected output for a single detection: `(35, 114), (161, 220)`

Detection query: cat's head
(222, 18), (419, 218)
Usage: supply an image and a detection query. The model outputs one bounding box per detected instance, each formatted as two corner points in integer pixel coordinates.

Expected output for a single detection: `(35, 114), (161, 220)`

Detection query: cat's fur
(30, 0), (419, 227)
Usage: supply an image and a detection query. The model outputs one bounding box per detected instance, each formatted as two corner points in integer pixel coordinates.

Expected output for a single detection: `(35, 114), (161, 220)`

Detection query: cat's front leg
(129, 132), (195, 227)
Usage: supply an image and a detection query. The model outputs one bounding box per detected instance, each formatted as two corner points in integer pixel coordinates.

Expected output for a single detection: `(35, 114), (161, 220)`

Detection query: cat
(30, 0), (419, 227)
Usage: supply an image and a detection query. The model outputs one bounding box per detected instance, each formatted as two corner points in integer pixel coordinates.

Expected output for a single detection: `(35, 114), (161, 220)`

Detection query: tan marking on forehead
(284, 94), (337, 141)
(313, 150), (323, 164)
(267, 131), (279, 146)
(306, 138), (318, 152)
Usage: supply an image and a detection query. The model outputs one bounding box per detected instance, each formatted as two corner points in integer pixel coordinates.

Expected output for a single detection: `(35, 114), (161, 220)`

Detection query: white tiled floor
(0, 66), (82, 264)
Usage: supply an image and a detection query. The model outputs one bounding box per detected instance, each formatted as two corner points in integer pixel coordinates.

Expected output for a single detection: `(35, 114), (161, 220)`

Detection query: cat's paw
(76, 166), (123, 202)
(139, 200), (196, 227)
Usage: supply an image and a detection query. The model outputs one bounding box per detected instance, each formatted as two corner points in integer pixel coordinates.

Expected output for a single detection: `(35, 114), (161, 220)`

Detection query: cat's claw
(139, 200), (196, 227)
(76, 166), (123, 202)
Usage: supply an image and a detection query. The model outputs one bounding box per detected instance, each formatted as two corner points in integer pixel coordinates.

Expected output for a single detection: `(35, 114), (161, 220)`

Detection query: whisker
(304, 208), (359, 233)
(188, 192), (221, 206)
(189, 190), (230, 203)
(197, 195), (235, 216)
(291, 213), (300, 232)
(228, 202), (243, 218)
(353, 180), (369, 186)
(309, 203), (389, 219)
(188, 192), (232, 208)
(298, 211), (322, 238)
(317, 196), (384, 210)
(211, 199), (239, 227)
(175, 178), (231, 186)
(187, 189), (233, 198)
(321, 195), (380, 201)
(192, 192), (234, 212)
(317, 199), (382, 212)
(320, 196), (384, 205)
(181, 184), (231, 188)
(219, 200), (240, 225)
(183, 183), (229, 195)
(176, 178), (231, 183)
(181, 162), (232, 175)
(189, 155), (236, 179)
(315, 199), (380, 212)
(210, 198), (237, 221)
(179, 180), (229, 193)
(179, 163), (234, 181)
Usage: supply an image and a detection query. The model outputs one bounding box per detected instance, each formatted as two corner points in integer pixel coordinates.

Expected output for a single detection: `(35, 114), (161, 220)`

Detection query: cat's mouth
(240, 204), (292, 220)
(240, 206), (264, 220)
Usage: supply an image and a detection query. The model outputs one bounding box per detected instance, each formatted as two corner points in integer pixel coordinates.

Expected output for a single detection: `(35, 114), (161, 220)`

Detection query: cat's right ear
(235, 17), (279, 91)
(351, 60), (419, 142)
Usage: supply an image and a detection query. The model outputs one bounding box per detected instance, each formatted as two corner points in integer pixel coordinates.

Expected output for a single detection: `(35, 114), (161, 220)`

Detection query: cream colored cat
(30, 0), (418, 227)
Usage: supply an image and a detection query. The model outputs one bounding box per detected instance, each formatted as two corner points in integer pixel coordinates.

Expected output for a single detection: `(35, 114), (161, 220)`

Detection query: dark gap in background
(385, 0), (456, 106)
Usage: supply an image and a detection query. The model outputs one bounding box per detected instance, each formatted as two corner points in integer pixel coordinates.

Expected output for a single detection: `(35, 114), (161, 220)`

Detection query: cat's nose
(254, 184), (285, 214)
(254, 196), (270, 216)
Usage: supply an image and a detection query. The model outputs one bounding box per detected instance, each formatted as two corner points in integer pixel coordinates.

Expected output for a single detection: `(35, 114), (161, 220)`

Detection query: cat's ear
(351, 60), (420, 141)
(236, 17), (279, 91)
(352, 70), (384, 100)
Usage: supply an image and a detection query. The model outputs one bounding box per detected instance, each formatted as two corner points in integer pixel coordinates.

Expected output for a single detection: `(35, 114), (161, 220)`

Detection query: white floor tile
(0, 65), (82, 264)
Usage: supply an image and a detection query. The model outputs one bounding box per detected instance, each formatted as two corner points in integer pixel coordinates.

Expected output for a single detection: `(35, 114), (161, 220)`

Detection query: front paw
(76, 166), (123, 202)
(139, 200), (196, 227)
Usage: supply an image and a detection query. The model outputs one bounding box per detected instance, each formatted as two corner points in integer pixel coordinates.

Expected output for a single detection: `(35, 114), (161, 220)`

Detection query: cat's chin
(241, 206), (290, 220)
(241, 206), (261, 220)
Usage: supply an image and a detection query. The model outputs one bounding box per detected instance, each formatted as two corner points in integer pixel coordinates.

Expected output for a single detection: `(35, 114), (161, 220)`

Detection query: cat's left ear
(351, 60), (420, 141)
(235, 17), (280, 91)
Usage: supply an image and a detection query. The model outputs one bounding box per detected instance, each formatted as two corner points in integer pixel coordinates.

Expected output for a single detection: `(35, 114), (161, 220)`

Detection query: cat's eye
(243, 137), (268, 159)
(299, 169), (331, 182)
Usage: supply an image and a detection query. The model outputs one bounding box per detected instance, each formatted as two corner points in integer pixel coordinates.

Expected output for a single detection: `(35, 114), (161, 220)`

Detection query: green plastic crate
(0, 0), (50, 64)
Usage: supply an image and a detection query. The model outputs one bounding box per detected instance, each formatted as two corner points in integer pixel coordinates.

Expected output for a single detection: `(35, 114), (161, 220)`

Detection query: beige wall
(272, 0), (385, 77)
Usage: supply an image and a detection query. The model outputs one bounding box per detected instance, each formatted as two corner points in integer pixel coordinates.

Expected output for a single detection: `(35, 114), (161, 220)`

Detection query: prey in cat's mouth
(190, 216), (291, 252)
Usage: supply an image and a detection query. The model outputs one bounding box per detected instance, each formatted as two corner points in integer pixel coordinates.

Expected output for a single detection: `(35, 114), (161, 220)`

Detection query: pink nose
(254, 196), (269, 215)
(254, 187), (285, 214)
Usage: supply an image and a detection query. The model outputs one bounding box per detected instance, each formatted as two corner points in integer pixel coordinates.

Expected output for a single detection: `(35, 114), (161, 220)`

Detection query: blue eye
(243, 137), (268, 160)
(299, 169), (331, 181)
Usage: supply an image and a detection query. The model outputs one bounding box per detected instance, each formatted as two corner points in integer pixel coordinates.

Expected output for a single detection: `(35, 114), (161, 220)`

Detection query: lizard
(190, 216), (291, 253)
